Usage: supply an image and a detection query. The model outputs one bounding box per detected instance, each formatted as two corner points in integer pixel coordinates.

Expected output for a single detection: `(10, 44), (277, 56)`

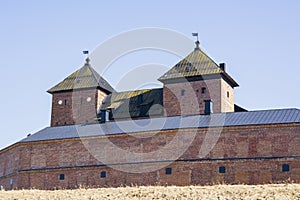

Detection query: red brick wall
(163, 78), (234, 116)
(1, 159), (299, 190)
(0, 123), (299, 189)
(50, 89), (107, 126)
(221, 78), (234, 112)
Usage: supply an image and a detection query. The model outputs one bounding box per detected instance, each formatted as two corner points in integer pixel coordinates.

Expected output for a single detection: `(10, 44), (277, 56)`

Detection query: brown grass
(1, 184), (300, 200)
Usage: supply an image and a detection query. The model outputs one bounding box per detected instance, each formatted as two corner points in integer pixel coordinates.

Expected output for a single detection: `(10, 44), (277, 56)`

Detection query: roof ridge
(241, 108), (300, 113)
(192, 48), (221, 70)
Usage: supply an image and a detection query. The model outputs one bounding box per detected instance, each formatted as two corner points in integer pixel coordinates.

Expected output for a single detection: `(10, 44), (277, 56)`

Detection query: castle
(0, 40), (299, 190)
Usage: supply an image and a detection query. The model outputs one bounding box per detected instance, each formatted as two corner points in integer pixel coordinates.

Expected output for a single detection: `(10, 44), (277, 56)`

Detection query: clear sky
(0, 0), (299, 149)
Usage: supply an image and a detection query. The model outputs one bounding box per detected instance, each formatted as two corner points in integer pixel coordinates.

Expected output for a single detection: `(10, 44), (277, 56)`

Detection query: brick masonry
(0, 123), (299, 189)
(163, 78), (234, 116)
(3, 43), (298, 190)
(51, 89), (107, 126)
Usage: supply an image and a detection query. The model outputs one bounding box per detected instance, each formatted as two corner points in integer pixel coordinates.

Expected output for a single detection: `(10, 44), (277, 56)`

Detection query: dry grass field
(1, 184), (300, 200)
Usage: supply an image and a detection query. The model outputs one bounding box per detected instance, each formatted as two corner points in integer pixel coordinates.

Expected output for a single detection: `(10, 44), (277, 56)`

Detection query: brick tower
(48, 58), (114, 126)
(158, 41), (239, 116)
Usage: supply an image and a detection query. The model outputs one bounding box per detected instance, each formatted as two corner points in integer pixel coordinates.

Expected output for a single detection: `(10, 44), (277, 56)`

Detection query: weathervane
(83, 50), (90, 64)
(192, 32), (198, 41)
(192, 33), (200, 49)
(83, 50), (89, 56)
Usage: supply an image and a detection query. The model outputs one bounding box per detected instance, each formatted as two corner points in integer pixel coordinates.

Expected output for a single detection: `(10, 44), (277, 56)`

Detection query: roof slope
(48, 58), (114, 93)
(100, 88), (163, 119)
(21, 108), (300, 143)
(158, 45), (238, 87)
(159, 48), (221, 80)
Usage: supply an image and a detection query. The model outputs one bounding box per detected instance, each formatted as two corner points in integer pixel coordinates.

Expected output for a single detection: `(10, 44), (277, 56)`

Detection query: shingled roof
(48, 58), (114, 94)
(100, 88), (164, 119)
(158, 42), (238, 87)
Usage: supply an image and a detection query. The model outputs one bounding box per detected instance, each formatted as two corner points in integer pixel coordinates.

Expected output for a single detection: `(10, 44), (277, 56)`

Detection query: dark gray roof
(21, 108), (300, 143)
(100, 88), (163, 119)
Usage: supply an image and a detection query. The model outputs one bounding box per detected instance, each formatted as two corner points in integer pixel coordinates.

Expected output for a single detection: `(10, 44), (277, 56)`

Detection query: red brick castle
(0, 40), (299, 189)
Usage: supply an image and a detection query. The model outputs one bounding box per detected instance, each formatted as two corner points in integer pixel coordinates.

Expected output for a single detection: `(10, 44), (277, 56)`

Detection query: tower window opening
(227, 91), (230, 98)
(165, 168), (172, 175)
(181, 89), (185, 96)
(201, 87), (206, 94)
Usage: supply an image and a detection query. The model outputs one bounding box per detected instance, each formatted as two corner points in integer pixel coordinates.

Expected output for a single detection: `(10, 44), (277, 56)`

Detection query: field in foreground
(0, 184), (300, 200)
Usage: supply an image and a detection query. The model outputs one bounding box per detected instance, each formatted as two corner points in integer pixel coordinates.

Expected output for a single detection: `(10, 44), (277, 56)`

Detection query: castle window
(181, 89), (185, 96)
(64, 100), (67, 105)
(282, 164), (290, 172)
(100, 171), (106, 178)
(201, 87), (206, 94)
(165, 168), (172, 175)
(59, 174), (65, 180)
(219, 166), (226, 173)
(227, 91), (230, 98)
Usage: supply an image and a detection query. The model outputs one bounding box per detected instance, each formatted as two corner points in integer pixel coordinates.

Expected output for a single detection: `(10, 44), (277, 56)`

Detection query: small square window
(282, 164), (290, 172)
(59, 174), (65, 180)
(100, 171), (106, 178)
(201, 87), (206, 94)
(219, 166), (226, 173)
(165, 168), (172, 175)
(181, 89), (185, 96)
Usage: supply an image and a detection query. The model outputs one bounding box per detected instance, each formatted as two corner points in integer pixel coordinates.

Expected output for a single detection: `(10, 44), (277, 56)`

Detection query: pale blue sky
(0, 1), (299, 149)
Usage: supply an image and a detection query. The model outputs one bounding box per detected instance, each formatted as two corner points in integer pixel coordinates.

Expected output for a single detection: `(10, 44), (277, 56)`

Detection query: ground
(0, 184), (300, 200)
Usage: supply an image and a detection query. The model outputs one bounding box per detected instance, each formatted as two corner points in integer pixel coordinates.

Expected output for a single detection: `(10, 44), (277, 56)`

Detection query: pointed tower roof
(48, 58), (114, 94)
(158, 41), (238, 87)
